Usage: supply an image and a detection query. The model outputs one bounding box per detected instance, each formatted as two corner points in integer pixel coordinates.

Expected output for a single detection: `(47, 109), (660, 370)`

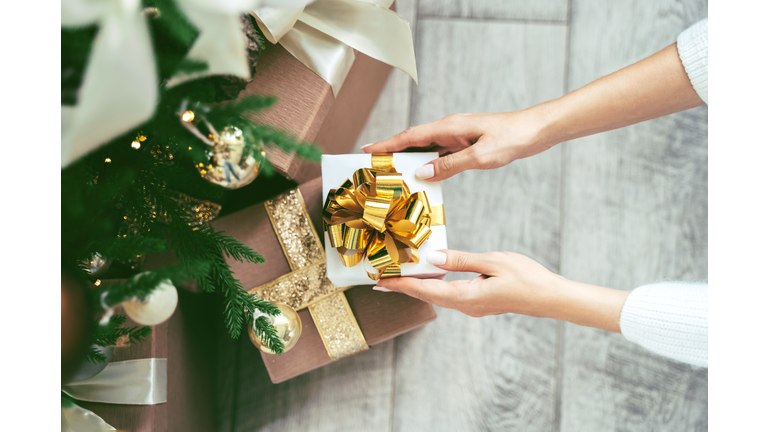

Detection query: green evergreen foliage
(61, 0), (321, 359)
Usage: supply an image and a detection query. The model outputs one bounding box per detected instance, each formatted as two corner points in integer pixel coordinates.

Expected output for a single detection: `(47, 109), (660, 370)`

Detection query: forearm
(546, 279), (630, 333)
(534, 44), (704, 148)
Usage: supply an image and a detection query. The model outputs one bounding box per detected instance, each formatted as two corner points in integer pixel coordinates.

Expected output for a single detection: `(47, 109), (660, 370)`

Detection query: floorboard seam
(553, 1), (573, 431)
(418, 15), (568, 26)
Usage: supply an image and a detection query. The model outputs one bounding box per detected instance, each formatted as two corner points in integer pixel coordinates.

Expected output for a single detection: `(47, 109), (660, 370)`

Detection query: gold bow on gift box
(323, 154), (445, 280)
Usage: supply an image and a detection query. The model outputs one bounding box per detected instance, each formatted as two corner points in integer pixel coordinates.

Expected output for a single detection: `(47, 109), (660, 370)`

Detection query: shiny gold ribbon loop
(323, 153), (445, 280)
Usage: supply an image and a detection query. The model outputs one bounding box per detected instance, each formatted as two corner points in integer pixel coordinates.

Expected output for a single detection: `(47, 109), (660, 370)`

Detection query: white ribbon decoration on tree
(61, 0), (315, 168)
(252, 0), (418, 97)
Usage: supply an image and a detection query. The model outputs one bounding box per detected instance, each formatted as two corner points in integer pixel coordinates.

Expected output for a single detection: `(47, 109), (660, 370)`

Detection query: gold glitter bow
(248, 189), (368, 361)
(323, 153), (445, 280)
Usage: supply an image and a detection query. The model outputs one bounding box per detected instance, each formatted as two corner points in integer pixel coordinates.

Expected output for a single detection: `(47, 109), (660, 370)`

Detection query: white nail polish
(361, 143), (374, 149)
(415, 164), (435, 179)
(373, 286), (393, 292)
(426, 251), (447, 266)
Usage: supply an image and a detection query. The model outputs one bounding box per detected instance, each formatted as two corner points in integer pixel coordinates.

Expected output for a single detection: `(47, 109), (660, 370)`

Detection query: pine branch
(252, 316), (285, 354)
(125, 326), (153, 344)
(242, 292), (284, 354)
(100, 260), (210, 306)
(205, 228), (265, 264)
(86, 346), (108, 364)
(205, 95), (276, 126)
(86, 237), (167, 261)
(248, 124), (322, 161)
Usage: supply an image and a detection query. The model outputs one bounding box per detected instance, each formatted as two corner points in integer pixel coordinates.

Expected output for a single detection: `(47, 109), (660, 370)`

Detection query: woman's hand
(362, 109), (556, 182)
(373, 249), (630, 333)
(363, 44), (704, 183)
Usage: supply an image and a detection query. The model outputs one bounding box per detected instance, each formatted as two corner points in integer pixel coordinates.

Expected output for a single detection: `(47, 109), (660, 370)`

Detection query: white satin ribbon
(252, 0), (418, 97)
(63, 358), (167, 405)
(61, 404), (117, 432)
(60, 358), (167, 432)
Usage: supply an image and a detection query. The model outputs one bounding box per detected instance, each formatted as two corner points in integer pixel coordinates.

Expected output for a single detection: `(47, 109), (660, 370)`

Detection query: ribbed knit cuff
(619, 281), (708, 367)
(677, 18), (708, 104)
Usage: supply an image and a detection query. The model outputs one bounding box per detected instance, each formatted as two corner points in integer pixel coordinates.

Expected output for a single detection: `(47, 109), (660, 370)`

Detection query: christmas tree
(61, 0), (319, 375)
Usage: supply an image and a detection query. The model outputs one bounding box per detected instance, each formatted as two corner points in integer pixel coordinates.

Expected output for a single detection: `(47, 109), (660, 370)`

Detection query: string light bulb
(104, 158), (112, 163)
(131, 141), (141, 149)
(181, 111), (195, 122)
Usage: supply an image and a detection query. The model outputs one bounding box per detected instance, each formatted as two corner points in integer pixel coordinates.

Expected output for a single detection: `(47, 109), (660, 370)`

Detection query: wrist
(523, 99), (568, 150)
(550, 278), (630, 333)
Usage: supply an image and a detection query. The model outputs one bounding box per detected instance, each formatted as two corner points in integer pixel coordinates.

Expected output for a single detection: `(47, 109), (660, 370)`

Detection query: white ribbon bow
(252, 0), (418, 97)
(61, 0), (314, 168)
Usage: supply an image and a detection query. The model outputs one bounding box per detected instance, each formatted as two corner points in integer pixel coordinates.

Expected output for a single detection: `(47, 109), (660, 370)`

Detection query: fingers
(363, 121), (448, 154)
(374, 277), (467, 309)
(425, 249), (500, 275)
(415, 147), (480, 181)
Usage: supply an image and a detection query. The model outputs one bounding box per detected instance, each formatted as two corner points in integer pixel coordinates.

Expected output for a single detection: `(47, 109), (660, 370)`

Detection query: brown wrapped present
(237, 35), (393, 185)
(210, 177), (436, 383)
(72, 289), (217, 431)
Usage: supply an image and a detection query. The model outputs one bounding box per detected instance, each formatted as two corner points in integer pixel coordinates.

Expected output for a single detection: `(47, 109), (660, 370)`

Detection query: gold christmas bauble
(196, 125), (264, 189)
(248, 303), (302, 354)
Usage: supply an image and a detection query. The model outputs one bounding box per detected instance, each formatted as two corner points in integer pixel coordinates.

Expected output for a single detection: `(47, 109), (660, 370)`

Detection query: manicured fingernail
(415, 164), (435, 179)
(373, 286), (392, 292)
(427, 251), (447, 265)
(361, 143), (374, 149)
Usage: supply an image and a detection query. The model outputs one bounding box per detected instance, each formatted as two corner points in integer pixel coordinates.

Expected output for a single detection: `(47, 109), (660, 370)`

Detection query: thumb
(425, 249), (499, 275)
(415, 147), (479, 181)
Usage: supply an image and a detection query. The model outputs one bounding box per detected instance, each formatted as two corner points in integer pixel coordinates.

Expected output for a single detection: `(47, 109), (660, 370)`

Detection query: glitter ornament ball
(197, 125), (264, 189)
(248, 303), (302, 354)
(84, 252), (111, 276)
(123, 276), (178, 325)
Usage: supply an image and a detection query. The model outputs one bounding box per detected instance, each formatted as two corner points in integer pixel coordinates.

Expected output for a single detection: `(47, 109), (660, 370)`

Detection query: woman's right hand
(362, 108), (557, 181)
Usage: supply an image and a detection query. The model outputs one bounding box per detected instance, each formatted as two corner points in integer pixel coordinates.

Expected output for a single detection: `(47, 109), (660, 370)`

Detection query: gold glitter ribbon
(247, 189), (368, 360)
(322, 153), (445, 280)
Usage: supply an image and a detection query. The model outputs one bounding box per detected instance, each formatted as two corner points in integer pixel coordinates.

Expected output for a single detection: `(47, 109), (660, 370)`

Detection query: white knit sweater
(618, 19), (708, 368)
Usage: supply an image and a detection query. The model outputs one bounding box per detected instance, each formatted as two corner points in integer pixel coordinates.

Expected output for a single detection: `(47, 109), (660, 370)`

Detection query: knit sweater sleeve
(677, 18), (708, 104)
(619, 281), (708, 367)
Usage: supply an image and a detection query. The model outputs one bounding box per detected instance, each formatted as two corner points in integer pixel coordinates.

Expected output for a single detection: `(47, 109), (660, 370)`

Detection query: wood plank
(418, 0), (568, 22)
(233, 337), (396, 432)
(560, 0), (708, 430)
(393, 19), (568, 431)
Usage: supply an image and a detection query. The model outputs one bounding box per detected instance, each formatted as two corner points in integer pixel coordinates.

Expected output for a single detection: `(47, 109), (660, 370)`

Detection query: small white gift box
(321, 152), (448, 287)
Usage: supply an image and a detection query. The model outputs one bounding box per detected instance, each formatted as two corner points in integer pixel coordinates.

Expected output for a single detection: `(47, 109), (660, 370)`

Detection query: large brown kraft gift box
(76, 289), (218, 432)
(237, 32), (393, 185)
(210, 177), (437, 384)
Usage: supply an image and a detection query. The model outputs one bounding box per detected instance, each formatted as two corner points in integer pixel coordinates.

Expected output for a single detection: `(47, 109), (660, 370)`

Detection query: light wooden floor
(218, 1), (708, 430)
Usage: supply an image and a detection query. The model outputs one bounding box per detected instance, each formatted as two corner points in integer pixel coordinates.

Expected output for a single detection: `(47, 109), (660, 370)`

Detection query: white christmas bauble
(123, 277), (178, 325)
